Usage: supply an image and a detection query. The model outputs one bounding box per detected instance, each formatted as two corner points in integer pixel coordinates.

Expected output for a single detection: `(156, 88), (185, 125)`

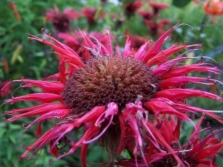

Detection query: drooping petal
(14, 79), (64, 93)
(81, 144), (88, 167)
(156, 89), (223, 102)
(145, 99), (190, 120)
(161, 64), (220, 79)
(21, 123), (75, 158)
(28, 33), (84, 67)
(25, 109), (70, 129)
(6, 103), (68, 122)
(6, 93), (62, 104)
(159, 76), (214, 89)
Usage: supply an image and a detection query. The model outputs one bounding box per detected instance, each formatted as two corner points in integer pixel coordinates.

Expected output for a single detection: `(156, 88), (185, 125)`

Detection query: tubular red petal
(25, 109), (70, 129)
(6, 93), (62, 104)
(140, 23), (180, 63)
(17, 79), (64, 93)
(122, 37), (132, 57)
(152, 57), (189, 76)
(6, 103), (48, 114)
(147, 44), (201, 66)
(174, 104), (223, 123)
(76, 106), (106, 125)
(145, 100), (190, 121)
(128, 117), (149, 167)
(6, 103), (67, 115)
(161, 64), (220, 79)
(117, 114), (125, 154)
(116, 44), (121, 56)
(21, 123), (75, 158)
(81, 144), (88, 167)
(59, 58), (67, 83)
(159, 76), (213, 89)
(190, 134), (223, 160)
(50, 141), (59, 157)
(145, 121), (184, 166)
(55, 126), (100, 160)
(105, 29), (113, 55)
(36, 121), (43, 137)
(79, 31), (96, 50)
(156, 89), (223, 102)
(134, 41), (152, 61)
(29, 34), (84, 67)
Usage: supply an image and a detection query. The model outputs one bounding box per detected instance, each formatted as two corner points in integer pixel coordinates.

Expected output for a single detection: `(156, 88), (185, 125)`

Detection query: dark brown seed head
(63, 56), (159, 113)
(52, 13), (70, 32)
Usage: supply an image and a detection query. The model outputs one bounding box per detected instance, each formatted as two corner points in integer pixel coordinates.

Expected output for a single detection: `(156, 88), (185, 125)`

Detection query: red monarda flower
(4, 24), (223, 167)
(138, 10), (155, 20)
(144, 19), (171, 37)
(82, 7), (105, 25)
(115, 116), (223, 166)
(182, 116), (223, 167)
(46, 5), (79, 32)
(149, 1), (168, 16)
(124, 0), (142, 17)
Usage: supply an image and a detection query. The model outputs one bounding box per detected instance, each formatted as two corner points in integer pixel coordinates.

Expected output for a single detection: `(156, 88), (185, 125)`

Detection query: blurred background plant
(0, 0), (223, 166)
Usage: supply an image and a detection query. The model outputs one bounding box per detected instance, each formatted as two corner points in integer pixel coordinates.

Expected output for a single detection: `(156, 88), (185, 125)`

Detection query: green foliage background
(0, 0), (223, 166)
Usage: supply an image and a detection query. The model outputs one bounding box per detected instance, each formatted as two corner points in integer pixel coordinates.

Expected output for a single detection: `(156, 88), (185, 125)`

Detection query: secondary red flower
(149, 1), (168, 16)
(124, 0), (142, 17)
(115, 116), (223, 166)
(82, 7), (105, 25)
(46, 5), (79, 32)
(4, 24), (223, 166)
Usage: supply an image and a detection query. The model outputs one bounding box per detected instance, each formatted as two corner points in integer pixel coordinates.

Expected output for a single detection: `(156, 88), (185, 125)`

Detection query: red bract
(46, 5), (79, 32)
(3, 24), (223, 167)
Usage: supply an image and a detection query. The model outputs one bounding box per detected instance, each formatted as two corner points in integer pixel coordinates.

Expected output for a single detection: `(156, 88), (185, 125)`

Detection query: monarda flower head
(124, 0), (142, 17)
(82, 7), (105, 25)
(115, 116), (223, 167)
(46, 5), (79, 32)
(3, 24), (223, 167)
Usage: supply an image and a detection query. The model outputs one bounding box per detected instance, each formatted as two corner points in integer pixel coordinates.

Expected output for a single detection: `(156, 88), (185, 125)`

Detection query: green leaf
(172, 0), (191, 8)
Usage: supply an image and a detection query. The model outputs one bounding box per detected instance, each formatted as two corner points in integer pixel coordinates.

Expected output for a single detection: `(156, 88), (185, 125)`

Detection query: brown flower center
(63, 56), (159, 113)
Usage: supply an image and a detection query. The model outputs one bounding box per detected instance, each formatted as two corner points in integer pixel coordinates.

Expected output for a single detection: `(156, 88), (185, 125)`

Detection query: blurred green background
(0, 0), (223, 166)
